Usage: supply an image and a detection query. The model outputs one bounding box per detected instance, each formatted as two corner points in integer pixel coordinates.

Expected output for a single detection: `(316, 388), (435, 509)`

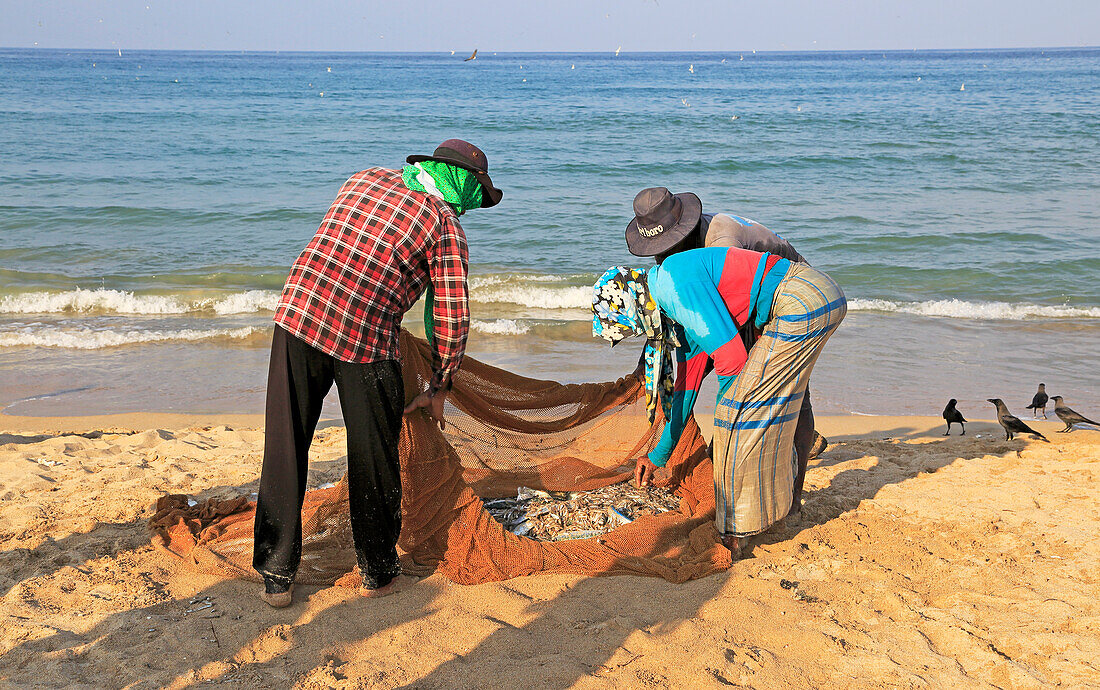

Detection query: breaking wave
(468, 274), (584, 289)
(5, 287), (1097, 342)
(471, 285), (591, 310)
(0, 289), (280, 316)
(469, 274), (593, 310)
(847, 298), (1100, 320)
(0, 326), (261, 349)
(207, 290), (280, 315)
(0, 278), (598, 316)
(470, 319), (531, 335)
(1, 275), (598, 317)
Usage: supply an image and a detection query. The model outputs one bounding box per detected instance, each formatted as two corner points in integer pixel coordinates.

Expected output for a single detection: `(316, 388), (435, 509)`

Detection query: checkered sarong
(712, 264), (846, 536)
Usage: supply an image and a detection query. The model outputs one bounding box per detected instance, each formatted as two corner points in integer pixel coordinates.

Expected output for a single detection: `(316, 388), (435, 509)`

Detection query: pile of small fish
(483, 481), (681, 542)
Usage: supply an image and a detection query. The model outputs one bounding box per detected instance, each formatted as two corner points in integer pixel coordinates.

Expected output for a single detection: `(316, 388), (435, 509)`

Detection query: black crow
(1051, 396), (1100, 433)
(1025, 383), (1049, 419)
(987, 398), (1049, 442)
(942, 398), (966, 435)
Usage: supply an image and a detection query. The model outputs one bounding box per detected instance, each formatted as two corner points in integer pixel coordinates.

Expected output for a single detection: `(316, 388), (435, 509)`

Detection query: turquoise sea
(1, 48), (1098, 419)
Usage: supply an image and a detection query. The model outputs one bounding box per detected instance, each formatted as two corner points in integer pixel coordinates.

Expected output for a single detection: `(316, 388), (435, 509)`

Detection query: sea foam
(0, 289), (190, 315)
(1, 280), (598, 315)
(208, 290), (280, 315)
(5, 288), (1097, 331)
(471, 284), (591, 310)
(0, 326), (260, 349)
(847, 298), (1100, 320)
(471, 319), (531, 335)
(0, 288), (280, 316)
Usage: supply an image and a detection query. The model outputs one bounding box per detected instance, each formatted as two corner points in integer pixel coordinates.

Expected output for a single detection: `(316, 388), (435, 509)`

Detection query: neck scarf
(402, 160), (484, 216)
(591, 267), (679, 424)
(403, 161), (483, 346)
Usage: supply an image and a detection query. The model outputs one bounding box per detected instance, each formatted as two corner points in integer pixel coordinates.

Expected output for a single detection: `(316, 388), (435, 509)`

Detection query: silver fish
(484, 480), (679, 541)
(554, 529), (605, 541)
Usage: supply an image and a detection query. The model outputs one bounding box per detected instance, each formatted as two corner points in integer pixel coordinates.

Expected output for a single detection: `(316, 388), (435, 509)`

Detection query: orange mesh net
(149, 330), (732, 585)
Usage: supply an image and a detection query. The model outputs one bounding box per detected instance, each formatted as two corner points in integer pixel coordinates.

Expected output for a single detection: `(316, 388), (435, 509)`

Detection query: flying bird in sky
(465, 49), (478, 62)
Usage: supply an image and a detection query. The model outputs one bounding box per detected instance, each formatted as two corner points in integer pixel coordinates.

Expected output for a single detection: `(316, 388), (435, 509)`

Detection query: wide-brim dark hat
(625, 187), (702, 257)
(407, 138), (503, 208)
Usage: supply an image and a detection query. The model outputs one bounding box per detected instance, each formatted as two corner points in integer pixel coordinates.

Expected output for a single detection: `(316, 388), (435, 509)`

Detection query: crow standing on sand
(987, 398), (1049, 442)
(942, 398), (966, 435)
(1025, 383), (1049, 419)
(1051, 396), (1100, 433)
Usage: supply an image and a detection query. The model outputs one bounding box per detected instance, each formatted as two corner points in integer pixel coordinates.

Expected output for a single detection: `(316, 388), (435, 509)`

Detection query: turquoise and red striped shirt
(645, 247), (790, 466)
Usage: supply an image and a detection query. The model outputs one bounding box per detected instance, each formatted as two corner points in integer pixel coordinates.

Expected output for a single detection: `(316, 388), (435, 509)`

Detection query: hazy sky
(3, 0), (1098, 52)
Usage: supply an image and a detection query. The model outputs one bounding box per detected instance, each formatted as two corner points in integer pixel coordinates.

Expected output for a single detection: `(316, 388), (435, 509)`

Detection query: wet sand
(4, 311), (1099, 420)
(1, 413), (1098, 687)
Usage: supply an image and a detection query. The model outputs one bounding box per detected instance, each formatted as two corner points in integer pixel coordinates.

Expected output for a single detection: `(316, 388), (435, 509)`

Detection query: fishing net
(149, 330), (732, 586)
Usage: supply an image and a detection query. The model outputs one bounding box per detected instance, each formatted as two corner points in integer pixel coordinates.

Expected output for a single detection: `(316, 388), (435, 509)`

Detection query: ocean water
(1, 48), (1098, 419)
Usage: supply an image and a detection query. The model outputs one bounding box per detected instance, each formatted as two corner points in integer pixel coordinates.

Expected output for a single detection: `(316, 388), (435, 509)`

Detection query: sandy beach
(2, 9), (1099, 688)
(2, 412), (1098, 688)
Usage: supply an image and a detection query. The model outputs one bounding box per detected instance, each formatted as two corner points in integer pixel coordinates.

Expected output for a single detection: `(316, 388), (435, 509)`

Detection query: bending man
(592, 247), (845, 555)
(253, 140), (503, 607)
(624, 187), (822, 517)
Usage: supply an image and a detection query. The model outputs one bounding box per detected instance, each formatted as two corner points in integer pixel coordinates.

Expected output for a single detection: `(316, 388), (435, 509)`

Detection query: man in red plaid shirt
(253, 140), (503, 607)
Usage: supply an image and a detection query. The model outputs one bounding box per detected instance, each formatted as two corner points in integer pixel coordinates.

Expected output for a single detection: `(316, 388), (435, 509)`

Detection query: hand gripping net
(149, 330), (732, 585)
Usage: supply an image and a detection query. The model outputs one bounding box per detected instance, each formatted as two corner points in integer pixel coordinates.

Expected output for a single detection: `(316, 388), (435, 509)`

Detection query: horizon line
(3, 45), (1098, 55)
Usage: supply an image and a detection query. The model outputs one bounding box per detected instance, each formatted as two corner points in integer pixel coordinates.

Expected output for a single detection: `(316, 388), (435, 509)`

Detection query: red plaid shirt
(274, 167), (469, 394)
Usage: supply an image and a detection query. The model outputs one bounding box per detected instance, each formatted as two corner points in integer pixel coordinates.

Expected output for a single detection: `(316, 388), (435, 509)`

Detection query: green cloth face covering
(402, 160), (484, 216)
(402, 161), (483, 347)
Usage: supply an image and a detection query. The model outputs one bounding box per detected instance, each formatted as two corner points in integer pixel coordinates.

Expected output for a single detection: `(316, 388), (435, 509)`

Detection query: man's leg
(252, 327), (334, 593)
(333, 359), (405, 591)
(789, 390), (815, 516)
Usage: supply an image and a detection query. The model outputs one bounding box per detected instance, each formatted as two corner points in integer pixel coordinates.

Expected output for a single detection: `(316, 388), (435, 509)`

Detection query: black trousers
(252, 327), (404, 589)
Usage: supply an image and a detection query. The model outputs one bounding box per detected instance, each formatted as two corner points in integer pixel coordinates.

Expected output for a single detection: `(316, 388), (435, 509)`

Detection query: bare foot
(360, 574), (419, 599)
(260, 584), (294, 608)
(720, 534), (742, 559)
(808, 433), (829, 460)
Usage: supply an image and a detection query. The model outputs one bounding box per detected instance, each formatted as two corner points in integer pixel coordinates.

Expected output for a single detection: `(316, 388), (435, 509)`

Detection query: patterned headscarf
(592, 267), (679, 424)
(402, 160), (484, 216)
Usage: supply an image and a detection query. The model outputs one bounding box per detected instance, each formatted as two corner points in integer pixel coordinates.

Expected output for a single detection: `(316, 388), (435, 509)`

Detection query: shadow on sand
(0, 432), (1031, 687)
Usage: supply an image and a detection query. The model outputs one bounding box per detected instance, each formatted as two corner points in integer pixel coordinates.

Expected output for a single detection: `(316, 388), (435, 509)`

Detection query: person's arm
(635, 259), (746, 485)
(427, 216), (470, 393)
(404, 216), (469, 429)
(647, 325), (709, 467)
